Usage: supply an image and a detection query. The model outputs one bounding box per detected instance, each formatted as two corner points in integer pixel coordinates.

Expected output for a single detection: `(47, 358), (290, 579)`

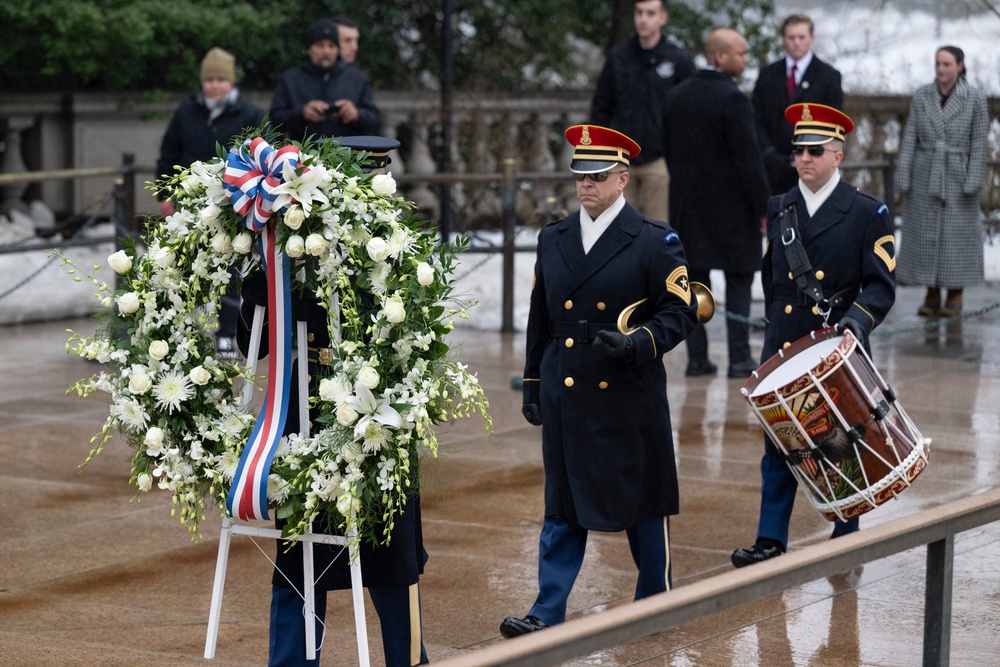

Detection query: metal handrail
(431, 487), (1000, 667)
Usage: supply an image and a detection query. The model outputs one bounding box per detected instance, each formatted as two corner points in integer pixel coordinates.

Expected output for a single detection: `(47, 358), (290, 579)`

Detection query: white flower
(346, 381), (402, 439)
(211, 232), (233, 254)
(148, 340), (170, 361)
(271, 162), (330, 215)
(108, 250), (132, 274)
(357, 366), (380, 390)
(371, 173), (396, 196)
(198, 204), (222, 227)
(319, 376), (351, 403)
(232, 231), (253, 254)
(151, 246), (176, 269)
(366, 237), (390, 262)
(286, 234), (305, 258)
(387, 228), (409, 258)
(337, 403), (359, 425)
(117, 292), (140, 314)
(113, 398), (150, 430)
(152, 372), (195, 413)
(416, 261), (435, 286)
(189, 365), (211, 385)
(305, 233), (327, 256)
(144, 426), (165, 449)
(129, 371), (153, 394)
(383, 296), (406, 324)
(284, 205), (306, 230)
(137, 472), (153, 492)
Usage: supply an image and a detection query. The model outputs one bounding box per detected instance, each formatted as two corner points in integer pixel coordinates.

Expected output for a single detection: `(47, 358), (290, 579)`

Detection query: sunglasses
(793, 145), (840, 157)
(574, 170), (628, 182)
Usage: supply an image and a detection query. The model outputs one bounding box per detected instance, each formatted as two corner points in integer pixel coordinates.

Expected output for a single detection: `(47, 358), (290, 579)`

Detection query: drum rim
(742, 327), (855, 405)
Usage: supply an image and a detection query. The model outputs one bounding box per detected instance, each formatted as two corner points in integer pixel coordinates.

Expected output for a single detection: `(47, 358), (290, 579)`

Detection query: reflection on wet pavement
(1, 284), (998, 666)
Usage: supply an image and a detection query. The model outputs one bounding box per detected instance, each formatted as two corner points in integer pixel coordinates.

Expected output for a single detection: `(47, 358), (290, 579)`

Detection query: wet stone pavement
(1, 283), (999, 666)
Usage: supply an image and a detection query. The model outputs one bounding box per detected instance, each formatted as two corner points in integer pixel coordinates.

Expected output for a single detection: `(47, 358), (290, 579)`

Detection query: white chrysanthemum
(113, 397), (150, 430)
(359, 421), (391, 453)
(217, 450), (241, 480)
(152, 372), (195, 413)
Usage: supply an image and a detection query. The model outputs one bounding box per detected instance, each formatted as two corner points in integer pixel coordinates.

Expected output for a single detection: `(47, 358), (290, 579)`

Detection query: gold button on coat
(564, 300), (573, 310)
(815, 270), (825, 280)
(788, 272), (793, 280)
(597, 302), (606, 311)
(565, 338), (574, 348)
(783, 342), (791, 349)
(812, 305), (820, 315)
(564, 377), (574, 387)
(307, 333), (315, 342)
(784, 304), (792, 314)
(599, 381), (608, 389)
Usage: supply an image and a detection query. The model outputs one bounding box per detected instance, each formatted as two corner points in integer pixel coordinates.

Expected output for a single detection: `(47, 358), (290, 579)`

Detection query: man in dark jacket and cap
(270, 17), (381, 142)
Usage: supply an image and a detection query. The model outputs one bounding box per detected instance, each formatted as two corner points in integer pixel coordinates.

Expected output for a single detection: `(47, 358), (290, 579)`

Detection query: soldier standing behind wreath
(500, 125), (698, 639)
(731, 104), (896, 568)
(590, 0), (695, 222)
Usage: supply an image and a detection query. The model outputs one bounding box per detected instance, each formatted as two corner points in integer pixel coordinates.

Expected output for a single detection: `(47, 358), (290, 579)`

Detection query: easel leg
(204, 515), (233, 659)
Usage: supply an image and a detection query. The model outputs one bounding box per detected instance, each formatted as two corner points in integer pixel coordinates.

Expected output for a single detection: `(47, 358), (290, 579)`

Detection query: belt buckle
(575, 320), (588, 343)
(317, 348), (333, 366)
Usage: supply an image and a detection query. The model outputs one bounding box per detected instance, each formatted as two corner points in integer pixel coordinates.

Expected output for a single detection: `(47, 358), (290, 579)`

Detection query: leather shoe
(731, 541), (783, 568)
(499, 615), (548, 639)
(727, 359), (758, 379)
(685, 359), (718, 377)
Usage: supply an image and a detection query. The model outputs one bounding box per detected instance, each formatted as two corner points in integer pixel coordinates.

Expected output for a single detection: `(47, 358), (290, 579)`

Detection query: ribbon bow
(223, 138), (304, 521)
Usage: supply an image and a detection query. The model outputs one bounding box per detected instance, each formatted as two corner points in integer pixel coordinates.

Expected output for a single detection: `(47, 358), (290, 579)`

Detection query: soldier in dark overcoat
(236, 138), (429, 667)
(499, 125), (698, 639)
(731, 105), (896, 568)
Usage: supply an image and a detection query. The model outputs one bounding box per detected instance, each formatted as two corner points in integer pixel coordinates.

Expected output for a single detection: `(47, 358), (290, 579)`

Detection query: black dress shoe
(685, 359), (718, 377)
(727, 359), (758, 379)
(731, 541), (783, 568)
(499, 615), (548, 639)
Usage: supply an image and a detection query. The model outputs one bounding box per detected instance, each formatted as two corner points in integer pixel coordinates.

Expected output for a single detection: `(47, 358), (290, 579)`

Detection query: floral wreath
(59, 132), (491, 547)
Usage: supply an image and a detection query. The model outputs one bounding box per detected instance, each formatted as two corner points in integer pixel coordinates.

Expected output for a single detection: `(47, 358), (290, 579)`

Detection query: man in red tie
(752, 14), (843, 195)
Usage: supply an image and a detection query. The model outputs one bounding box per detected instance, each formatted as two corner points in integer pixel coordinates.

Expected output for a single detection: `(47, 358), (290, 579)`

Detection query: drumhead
(749, 336), (841, 398)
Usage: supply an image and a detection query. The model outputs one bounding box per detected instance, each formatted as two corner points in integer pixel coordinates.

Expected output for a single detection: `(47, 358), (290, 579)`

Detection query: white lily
(346, 381), (402, 435)
(271, 161), (330, 215)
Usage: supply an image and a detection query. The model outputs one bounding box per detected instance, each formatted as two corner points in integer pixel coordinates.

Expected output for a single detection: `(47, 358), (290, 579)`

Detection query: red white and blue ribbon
(223, 138), (304, 521)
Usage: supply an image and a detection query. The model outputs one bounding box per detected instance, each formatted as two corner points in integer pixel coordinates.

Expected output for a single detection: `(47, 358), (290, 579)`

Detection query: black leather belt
(549, 320), (617, 342)
(772, 286), (856, 309)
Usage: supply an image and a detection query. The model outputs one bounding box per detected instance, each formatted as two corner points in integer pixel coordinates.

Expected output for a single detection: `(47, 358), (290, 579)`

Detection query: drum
(741, 327), (930, 522)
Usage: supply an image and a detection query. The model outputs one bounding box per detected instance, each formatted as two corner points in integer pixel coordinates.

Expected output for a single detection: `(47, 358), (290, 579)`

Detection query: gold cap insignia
(580, 125), (592, 145)
(801, 104), (813, 121)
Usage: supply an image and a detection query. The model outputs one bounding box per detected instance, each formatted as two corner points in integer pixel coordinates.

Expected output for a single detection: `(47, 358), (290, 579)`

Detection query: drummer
(731, 103), (897, 568)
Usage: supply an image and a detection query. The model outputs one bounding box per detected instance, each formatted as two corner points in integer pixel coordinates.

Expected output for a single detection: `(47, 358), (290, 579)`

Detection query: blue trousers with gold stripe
(527, 514), (672, 626)
(268, 584), (428, 667)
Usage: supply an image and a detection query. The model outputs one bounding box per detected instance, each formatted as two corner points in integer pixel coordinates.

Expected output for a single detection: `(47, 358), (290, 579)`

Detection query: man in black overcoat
(663, 28), (769, 379)
(499, 125), (698, 639)
(731, 104), (896, 567)
(753, 14), (843, 195)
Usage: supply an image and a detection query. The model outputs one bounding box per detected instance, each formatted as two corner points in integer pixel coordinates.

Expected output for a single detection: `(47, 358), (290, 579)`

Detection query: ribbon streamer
(223, 138), (303, 521)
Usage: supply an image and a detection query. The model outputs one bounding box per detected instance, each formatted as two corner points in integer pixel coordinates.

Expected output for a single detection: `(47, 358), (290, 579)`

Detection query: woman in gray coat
(896, 45), (988, 317)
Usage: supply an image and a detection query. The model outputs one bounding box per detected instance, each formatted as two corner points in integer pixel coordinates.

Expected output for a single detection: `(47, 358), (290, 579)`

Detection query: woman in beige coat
(896, 46), (988, 317)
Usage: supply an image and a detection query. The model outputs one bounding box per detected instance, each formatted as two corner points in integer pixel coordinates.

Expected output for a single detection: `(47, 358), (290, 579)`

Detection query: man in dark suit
(499, 125), (698, 639)
(753, 14), (843, 195)
(663, 28), (769, 379)
(731, 104), (896, 567)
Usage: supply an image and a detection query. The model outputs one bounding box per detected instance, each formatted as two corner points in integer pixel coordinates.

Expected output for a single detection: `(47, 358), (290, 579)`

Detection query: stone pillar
(0, 115), (35, 215)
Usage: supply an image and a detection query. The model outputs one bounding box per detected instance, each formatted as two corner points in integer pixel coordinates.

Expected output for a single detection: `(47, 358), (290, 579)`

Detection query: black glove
(593, 330), (634, 360)
(522, 403), (542, 426)
(837, 315), (865, 343)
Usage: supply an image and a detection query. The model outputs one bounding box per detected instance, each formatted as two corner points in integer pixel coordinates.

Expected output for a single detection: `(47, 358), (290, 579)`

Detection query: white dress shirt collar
(785, 51), (814, 83)
(579, 194), (627, 254)
(798, 169), (840, 217)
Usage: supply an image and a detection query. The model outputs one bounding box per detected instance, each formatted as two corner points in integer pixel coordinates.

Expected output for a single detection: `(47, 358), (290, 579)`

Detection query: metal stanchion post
(501, 158), (516, 333)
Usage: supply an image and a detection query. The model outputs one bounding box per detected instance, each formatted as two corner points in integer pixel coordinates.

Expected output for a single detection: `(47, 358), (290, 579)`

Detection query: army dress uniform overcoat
(761, 180), (896, 360)
(522, 203), (698, 532)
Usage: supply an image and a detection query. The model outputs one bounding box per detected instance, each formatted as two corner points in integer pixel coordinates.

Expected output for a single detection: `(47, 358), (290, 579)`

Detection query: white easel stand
(204, 309), (369, 665)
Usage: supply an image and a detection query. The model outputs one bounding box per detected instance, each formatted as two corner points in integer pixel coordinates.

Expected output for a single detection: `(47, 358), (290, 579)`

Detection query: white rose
(117, 292), (140, 314)
(107, 250), (132, 274)
(383, 297), (406, 324)
(198, 204), (221, 226)
(151, 246), (176, 269)
(144, 426), (165, 448)
(148, 340), (170, 361)
(211, 232), (233, 254)
(189, 365), (211, 385)
(284, 206), (306, 230)
(416, 261), (435, 286)
(305, 233), (327, 256)
(137, 472), (153, 493)
(371, 173), (397, 196)
(337, 403), (359, 426)
(285, 235), (305, 258)
(129, 372), (153, 394)
(319, 376), (351, 404)
(357, 366), (380, 389)
(366, 237), (390, 262)
(232, 231), (253, 254)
